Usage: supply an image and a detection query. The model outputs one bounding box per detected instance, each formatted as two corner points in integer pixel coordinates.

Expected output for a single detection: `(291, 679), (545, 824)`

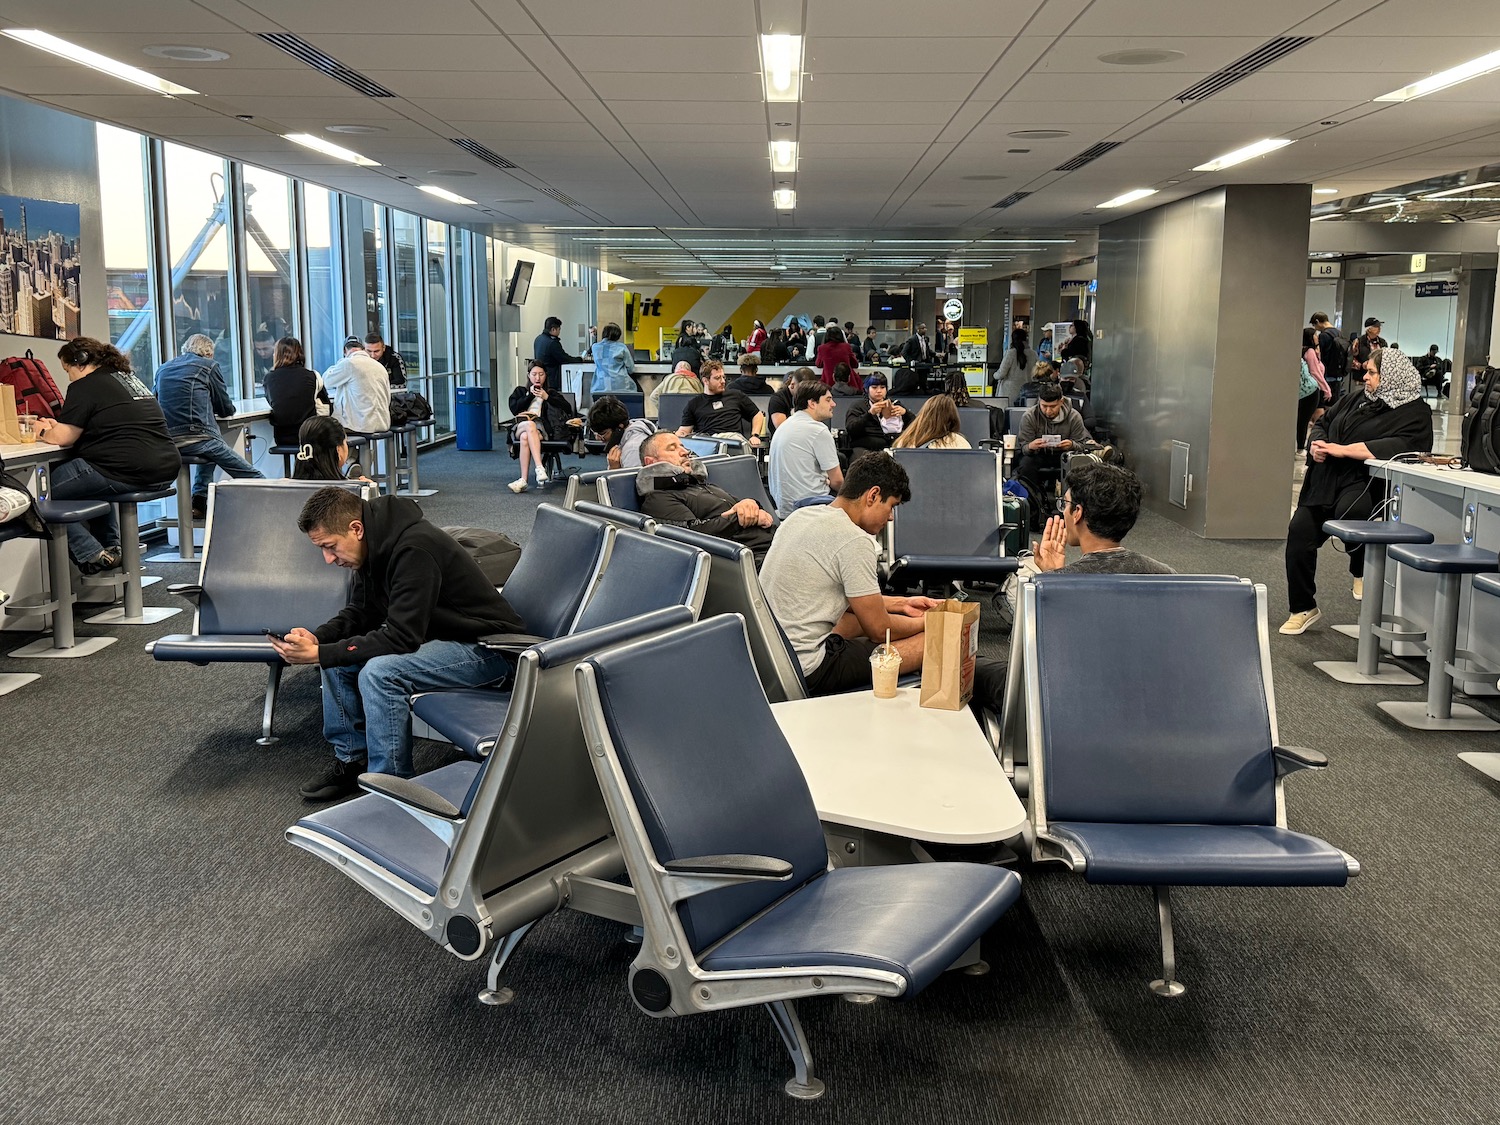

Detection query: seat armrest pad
(662, 854), (793, 879)
(1274, 745), (1328, 774)
(477, 631), (549, 652)
(356, 774), (462, 819)
(167, 583), (204, 603)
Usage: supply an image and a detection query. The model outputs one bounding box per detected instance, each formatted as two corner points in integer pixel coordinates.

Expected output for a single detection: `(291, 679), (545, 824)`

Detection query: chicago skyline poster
(0, 194), (83, 340)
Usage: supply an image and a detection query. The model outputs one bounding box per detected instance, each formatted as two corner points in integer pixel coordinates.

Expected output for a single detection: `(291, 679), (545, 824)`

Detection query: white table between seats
(771, 687), (1028, 865)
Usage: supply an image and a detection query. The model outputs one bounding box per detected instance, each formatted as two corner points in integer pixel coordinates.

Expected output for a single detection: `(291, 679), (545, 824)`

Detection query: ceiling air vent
(992, 191), (1033, 210)
(256, 33), (397, 97)
(449, 138), (519, 170)
(1054, 142), (1123, 172)
(1175, 37), (1315, 102)
(537, 186), (583, 207)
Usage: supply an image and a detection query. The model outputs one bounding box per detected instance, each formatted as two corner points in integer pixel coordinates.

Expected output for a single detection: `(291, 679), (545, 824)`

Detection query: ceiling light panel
(1098, 188), (1159, 209)
(770, 140), (799, 173)
(1193, 138), (1293, 172)
(2, 29), (198, 96)
(773, 189), (797, 210)
(282, 133), (380, 166)
(760, 35), (804, 103)
(1375, 48), (1500, 102)
(1421, 181), (1500, 200)
(419, 185), (478, 206)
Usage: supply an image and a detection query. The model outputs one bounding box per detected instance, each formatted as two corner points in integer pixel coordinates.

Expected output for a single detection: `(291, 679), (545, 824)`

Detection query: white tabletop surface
(771, 687), (1027, 845)
(1369, 457), (1500, 494)
(0, 440), (66, 468)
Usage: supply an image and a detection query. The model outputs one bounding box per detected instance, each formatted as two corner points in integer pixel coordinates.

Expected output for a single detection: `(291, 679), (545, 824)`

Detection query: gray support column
(1451, 264), (1497, 416)
(1491, 229), (1500, 367)
(1032, 268), (1062, 326)
(1337, 278), (1365, 338)
(911, 286), (937, 331)
(986, 281), (1009, 363)
(1095, 183), (1313, 538)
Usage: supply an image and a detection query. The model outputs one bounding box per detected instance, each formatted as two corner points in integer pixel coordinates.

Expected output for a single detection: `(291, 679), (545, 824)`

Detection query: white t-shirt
(767, 410), (840, 518)
(759, 505), (881, 674)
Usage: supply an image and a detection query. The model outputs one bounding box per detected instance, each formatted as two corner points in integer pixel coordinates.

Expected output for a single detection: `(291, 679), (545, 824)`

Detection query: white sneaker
(1352, 578), (1363, 601)
(1279, 608), (1323, 635)
(534, 469), (549, 485)
(507, 479), (528, 494)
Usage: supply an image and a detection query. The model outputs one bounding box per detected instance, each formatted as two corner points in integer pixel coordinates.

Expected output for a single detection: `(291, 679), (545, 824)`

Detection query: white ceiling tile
(554, 37), (760, 72)
(806, 73), (979, 101)
(611, 101), (769, 125)
(801, 101), (960, 127)
(583, 73), (763, 101)
(417, 99), (584, 123)
(526, 0), (759, 37)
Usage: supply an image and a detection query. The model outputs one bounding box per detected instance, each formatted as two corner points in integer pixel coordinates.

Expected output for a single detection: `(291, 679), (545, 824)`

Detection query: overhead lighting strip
(1192, 138), (1293, 172)
(2, 28), (198, 96)
(1375, 48), (1500, 102)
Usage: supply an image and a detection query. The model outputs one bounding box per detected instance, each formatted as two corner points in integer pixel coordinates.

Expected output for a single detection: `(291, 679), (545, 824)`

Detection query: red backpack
(0, 350), (66, 419)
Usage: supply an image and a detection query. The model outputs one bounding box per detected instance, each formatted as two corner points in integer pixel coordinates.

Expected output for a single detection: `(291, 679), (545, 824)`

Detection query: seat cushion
(110, 488), (176, 503)
(1049, 822), (1351, 887)
(1387, 542), (1499, 574)
(1321, 519), (1433, 546)
(295, 761), (482, 896)
(700, 863), (1021, 996)
(152, 634), (282, 663)
(412, 687), (513, 757)
(34, 498), (113, 524)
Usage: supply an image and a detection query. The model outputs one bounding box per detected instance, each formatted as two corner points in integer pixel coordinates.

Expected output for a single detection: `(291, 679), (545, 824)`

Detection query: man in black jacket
(636, 431), (775, 563)
(363, 332), (407, 388)
(271, 488), (525, 801)
(1310, 313), (1347, 398)
(532, 316), (581, 389)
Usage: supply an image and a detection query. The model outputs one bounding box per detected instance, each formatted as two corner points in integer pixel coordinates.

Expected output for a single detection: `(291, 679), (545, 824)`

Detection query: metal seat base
(1457, 752), (1500, 783)
(1313, 660), (1421, 686)
(84, 605), (181, 626)
(1333, 624), (1360, 640)
(1377, 700), (1500, 732)
(0, 672), (40, 696)
(8, 635), (117, 659)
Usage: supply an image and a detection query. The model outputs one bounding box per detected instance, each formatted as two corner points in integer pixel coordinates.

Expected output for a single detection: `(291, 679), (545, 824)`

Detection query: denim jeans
(176, 434), (264, 500)
(320, 640), (514, 776)
(47, 457), (171, 563)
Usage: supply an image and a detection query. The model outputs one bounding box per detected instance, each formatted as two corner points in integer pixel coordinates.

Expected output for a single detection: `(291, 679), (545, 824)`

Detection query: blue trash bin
(455, 386), (493, 451)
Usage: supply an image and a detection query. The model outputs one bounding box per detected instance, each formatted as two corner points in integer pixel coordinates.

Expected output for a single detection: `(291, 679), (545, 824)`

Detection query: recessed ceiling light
(1098, 188), (1158, 209)
(1319, 120), (1339, 126)
(1008, 129), (1070, 140)
(426, 168), (477, 177)
(773, 189), (796, 210)
(1421, 180), (1500, 200)
(759, 35), (804, 103)
(1375, 47), (1500, 102)
(1192, 138), (1293, 172)
(283, 133), (379, 166)
(1314, 187), (1340, 195)
(770, 140), (798, 173)
(419, 185), (478, 206)
(1097, 48), (1185, 66)
(325, 123), (387, 135)
(3, 29), (198, 96)
(143, 45), (229, 62)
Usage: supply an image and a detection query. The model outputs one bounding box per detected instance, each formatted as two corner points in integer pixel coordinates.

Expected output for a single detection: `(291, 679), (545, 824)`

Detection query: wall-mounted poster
(0, 194), (83, 340)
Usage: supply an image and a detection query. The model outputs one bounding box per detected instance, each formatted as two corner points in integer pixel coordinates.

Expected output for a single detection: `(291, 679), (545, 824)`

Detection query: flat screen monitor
(870, 291), (911, 320)
(506, 260), (534, 306)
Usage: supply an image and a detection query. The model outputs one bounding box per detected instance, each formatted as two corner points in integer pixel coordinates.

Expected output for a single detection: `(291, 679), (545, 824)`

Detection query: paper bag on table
(919, 599), (980, 710)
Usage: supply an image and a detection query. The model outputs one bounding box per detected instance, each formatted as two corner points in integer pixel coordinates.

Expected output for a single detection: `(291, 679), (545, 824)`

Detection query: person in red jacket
(814, 325), (861, 390)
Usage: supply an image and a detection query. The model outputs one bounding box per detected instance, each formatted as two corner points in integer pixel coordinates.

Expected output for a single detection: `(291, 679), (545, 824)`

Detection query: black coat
(1298, 393), (1432, 508)
(508, 384), (579, 441)
(844, 399), (908, 452)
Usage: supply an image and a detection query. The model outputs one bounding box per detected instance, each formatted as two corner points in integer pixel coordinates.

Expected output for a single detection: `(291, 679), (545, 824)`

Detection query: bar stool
(1314, 520), (1432, 685)
(147, 451), (211, 562)
(1377, 543), (1500, 731)
(392, 422), (436, 497)
(83, 488), (182, 626)
(1458, 573), (1500, 781)
(367, 429), (400, 495)
(343, 433), (371, 478)
(5, 498), (119, 659)
(269, 443), (300, 478)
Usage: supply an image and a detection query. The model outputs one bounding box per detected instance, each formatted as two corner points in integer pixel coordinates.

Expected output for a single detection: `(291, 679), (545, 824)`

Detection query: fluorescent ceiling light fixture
(1374, 48), (1500, 102)
(759, 35), (804, 102)
(1192, 138), (1293, 172)
(419, 185), (477, 206)
(1421, 180), (1500, 200)
(773, 188), (797, 210)
(283, 133), (380, 166)
(1098, 188), (1158, 209)
(2, 28), (198, 96)
(770, 140), (799, 173)
(1351, 201), (1402, 212)
(979, 238), (1076, 244)
(1314, 188), (1341, 195)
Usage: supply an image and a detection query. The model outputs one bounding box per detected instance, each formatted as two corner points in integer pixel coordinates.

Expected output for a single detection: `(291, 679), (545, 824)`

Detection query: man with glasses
(1035, 461), (1173, 574)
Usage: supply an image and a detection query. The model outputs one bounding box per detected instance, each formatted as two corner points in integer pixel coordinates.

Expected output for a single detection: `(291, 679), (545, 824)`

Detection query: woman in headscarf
(1280, 347), (1433, 635)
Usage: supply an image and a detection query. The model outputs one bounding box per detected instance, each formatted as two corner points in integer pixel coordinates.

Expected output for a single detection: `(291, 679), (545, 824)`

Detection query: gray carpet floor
(2, 441), (1497, 1125)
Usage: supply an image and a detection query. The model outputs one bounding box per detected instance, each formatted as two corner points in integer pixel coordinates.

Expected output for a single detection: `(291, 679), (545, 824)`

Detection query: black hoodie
(313, 496), (525, 667)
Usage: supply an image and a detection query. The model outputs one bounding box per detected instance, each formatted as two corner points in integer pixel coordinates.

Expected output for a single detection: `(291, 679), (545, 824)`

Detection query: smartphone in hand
(265, 630), (286, 642)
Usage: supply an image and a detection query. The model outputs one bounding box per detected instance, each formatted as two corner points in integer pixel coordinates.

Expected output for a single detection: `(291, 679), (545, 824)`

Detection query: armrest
(1273, 745), (1328, 775)
(167, 583), (204, 604)
(356, 773), (461, 819)
(663, 854), (794, 878)
(477, 631), (550, 653)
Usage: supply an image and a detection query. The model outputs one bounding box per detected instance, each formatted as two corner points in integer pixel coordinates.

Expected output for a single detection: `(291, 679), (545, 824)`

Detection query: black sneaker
(299, 757), (368, 802)
(78, 547), (122, 576)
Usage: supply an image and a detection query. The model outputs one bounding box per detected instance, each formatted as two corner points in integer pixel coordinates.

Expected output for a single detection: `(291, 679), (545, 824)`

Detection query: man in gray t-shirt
(1035, 461), (1173, 575)
(768, 381), (845, 518)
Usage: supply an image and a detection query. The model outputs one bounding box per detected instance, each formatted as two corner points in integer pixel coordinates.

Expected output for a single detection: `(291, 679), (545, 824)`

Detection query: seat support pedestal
(257, 663), (284, 746)
(766, 1000), (825, 1100)
(479, 920), (537, 1006)
(1315, 545), (1421, 685)
(84, 501), (180, 626)
(1149, 886), (1186, 998)
(1378, 571), (1500, 732)
(0, 672), (39, 696)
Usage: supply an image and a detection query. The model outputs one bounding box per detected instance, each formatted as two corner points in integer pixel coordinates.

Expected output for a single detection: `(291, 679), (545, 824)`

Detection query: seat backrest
(197, 480), (357, 634)
(578, 616), (828, 954)
(572, 527), (708, 632)
(828, 397), (857, 433)
(1029, 575), (1277, 826)
(657, 393), (697, 430)
(1007, 406), (1028, 433)
(459, 606), (694, 896)
(500, 504), (610, 639)
(653, 524), (807, 702)
(890, 448), (1003, 559)
(599, 470), (641, 512)
(956, 407), (994, 447)
(573, 500), (657, 533)
(681, 435), (731, 459)
(704, 455), (774, 515)
(614, 391), (645, 419)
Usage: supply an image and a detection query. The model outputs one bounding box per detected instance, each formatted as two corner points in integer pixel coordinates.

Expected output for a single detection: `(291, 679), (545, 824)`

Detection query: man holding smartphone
(270, 486), (525, 802)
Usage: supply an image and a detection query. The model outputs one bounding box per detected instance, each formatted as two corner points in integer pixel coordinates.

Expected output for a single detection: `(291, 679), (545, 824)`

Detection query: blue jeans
(47, 457), (172, 564)
(176, 434), (263, 500)
(320, 640), (514, 776)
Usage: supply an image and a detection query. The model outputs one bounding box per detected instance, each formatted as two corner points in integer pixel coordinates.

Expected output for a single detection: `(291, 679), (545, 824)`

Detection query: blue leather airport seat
(600, 470), (642, 512)
(955, 406), (994, 448)
(499, 504), (610, 641)
(886, 448), (1021, 591)
(681, 435), (737, 459)
(287, 605), (694, 1001)
(150, 480), (362, 743)
(573, 615), (1022, 1099)
(705, 454), (775, 522)
(1023, 574), (1358, 996)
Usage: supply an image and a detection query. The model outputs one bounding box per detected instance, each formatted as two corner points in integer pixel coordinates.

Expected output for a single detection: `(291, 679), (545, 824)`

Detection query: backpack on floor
(0, 351), (65, 420)
(1462, 367), (1500, 474)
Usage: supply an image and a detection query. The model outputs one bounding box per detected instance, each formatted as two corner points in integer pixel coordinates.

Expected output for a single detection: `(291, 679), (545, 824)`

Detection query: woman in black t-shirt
(263, 336), (332, 446)
(35, 337), (181, 573)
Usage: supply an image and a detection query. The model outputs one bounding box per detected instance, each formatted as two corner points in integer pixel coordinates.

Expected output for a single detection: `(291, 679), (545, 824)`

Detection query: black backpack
(1461, 366), (1500, 473)
(389, 389), (434, 427)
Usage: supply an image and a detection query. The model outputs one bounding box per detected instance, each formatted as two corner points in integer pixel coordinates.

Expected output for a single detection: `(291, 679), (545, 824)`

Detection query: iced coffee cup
(870, 642), (900, 699)
(17, 415), (38, 444)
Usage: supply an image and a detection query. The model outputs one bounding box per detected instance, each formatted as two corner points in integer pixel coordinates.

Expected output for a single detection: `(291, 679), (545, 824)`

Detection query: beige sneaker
(1279, 608), (1322, 635)
(1352, 578), (1363, 601)
(507, 479), (528, 494)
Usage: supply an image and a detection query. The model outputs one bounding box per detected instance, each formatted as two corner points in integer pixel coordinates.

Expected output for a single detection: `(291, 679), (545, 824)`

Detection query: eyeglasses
(1055, 496), (1074, 515)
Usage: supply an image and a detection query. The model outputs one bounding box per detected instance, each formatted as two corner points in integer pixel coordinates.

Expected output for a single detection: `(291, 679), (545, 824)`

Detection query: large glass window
(303, 184), (342, 374)
(95, 124), (159, 382)
(350, 199), (387, 339)
(426, 220), (450, 374)
(392, 210), (422, 374)
(163, 143), (237, 383)
(452, 229), (476, 374)
(241, 165), (296, 393)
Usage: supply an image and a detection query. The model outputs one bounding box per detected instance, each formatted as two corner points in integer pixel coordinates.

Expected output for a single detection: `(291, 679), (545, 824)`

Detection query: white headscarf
(1368, 348), (1421, 410)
